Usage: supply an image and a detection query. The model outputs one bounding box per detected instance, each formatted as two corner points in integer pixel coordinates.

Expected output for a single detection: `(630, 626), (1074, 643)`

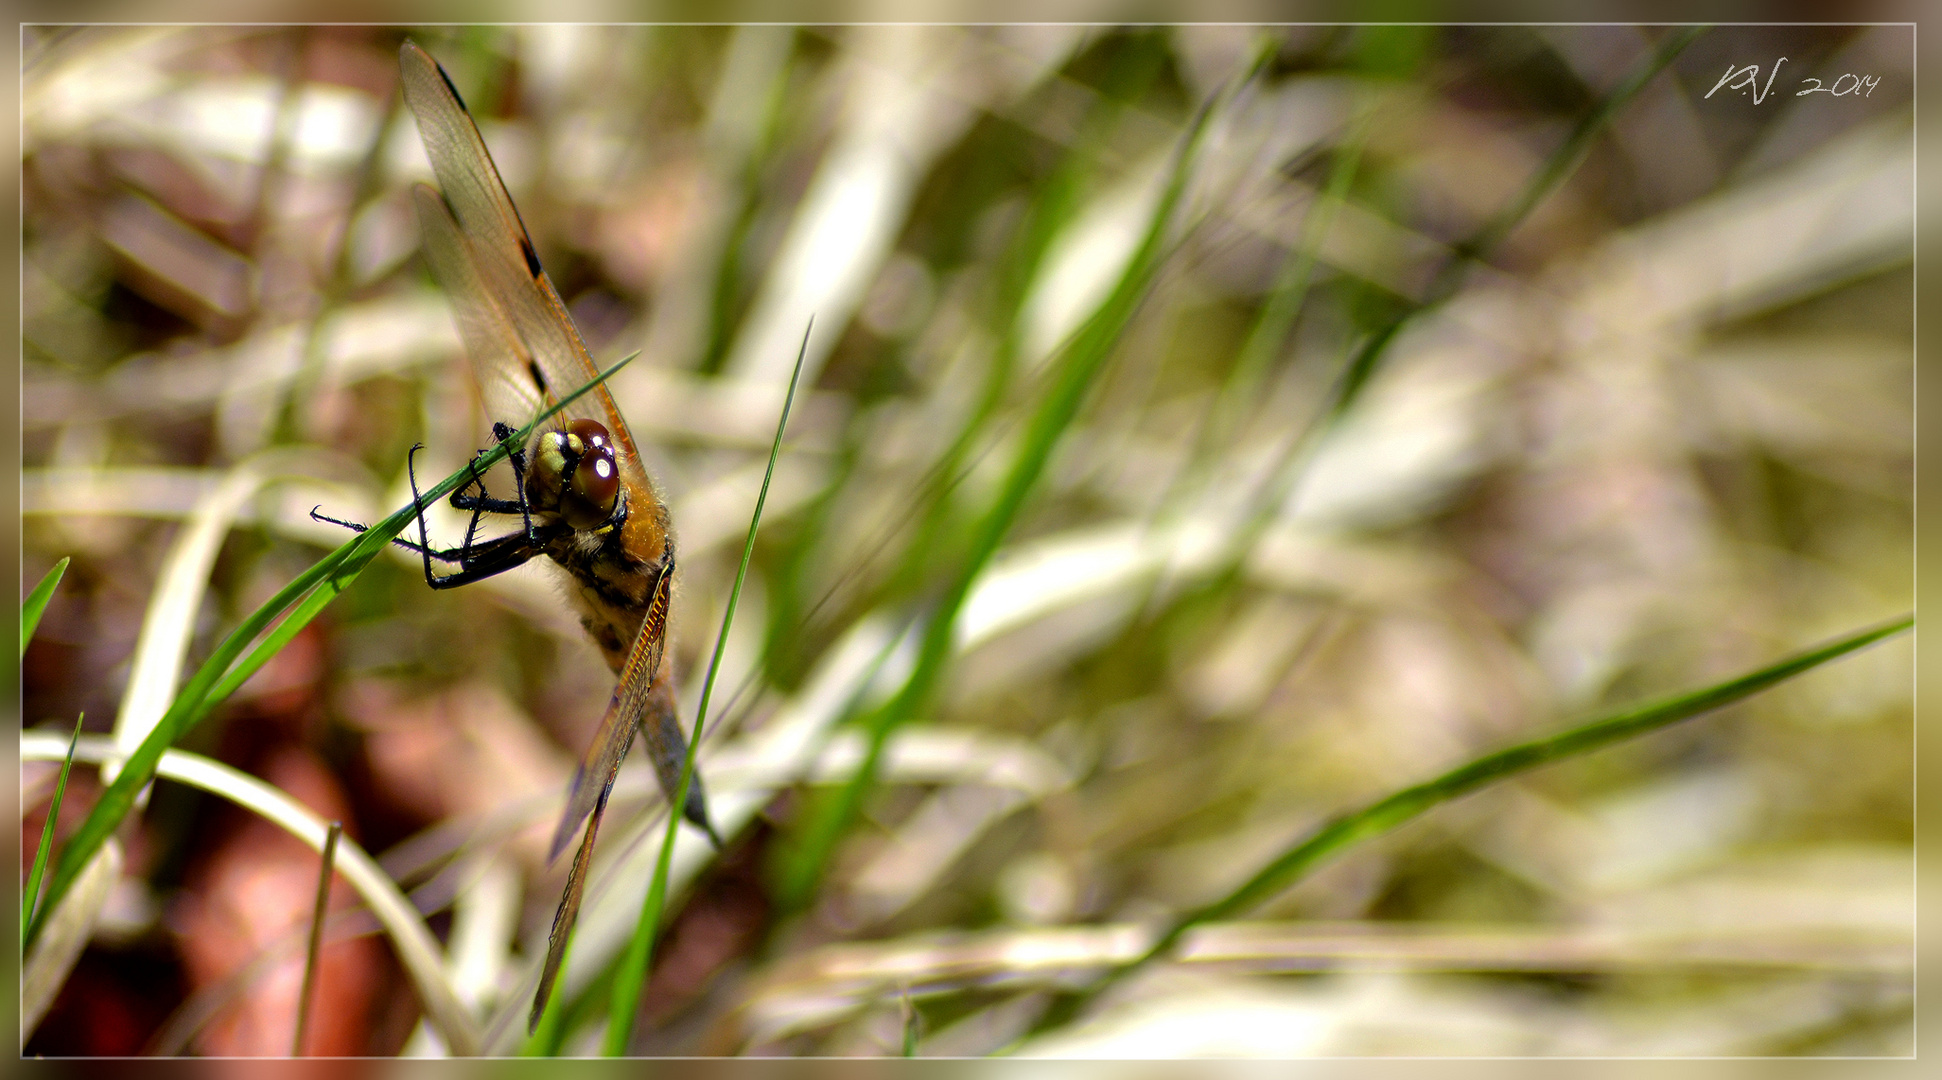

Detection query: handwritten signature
(1705, 59), (1880, 104)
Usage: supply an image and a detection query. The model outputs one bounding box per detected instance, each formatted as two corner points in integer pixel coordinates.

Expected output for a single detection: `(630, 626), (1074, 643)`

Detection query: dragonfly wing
(530, 557), (714, 1029)
(530, 567), (666, 1031)
(401, 40), (716, 1032)
(529, 641), (717, 1031)
(397, 40), (647, 474)
(410, 184), (547, 427)
(546, 558), (676, 863)
(530, 752), (618, 1034)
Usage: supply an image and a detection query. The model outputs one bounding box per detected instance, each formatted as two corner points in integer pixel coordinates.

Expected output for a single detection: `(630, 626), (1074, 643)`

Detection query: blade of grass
(768, 40), (1273, 698)
(24, 354), (633, 954)
(879, 35), (1169, 607)
(21, 732), (482, 1054)
(292, 820), (342, 1057)
(1458, 27), (1706, 266)
(774, 67), (1235, 913)
(21, 556), (68, 659)
(20, 713), (84, 946)
(1023, 612), (1912, 1038)
(762, 71), (1130, 688)
(601, 321), (814, 1056)
(108, 448), (341, 786)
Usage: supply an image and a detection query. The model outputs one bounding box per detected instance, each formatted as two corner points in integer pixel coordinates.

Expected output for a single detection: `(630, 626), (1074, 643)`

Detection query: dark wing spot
(519, 235), (543, 278)
(527, 360), (549, 394)
(434, 59), (470, 114)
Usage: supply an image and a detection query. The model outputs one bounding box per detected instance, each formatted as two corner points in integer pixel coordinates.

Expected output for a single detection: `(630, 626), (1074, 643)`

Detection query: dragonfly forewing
(396, 38), (719, 1035)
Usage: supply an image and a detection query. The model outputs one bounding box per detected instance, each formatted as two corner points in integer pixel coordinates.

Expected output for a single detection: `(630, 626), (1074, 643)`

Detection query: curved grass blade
(20, 712), (84, 947)
(24, 354), (633, 954)
(21, 556), (69, 660)
(600, 320), (814, 1056)
(1024, 612), (1912, 1038)
(20, 732), (483, 1054)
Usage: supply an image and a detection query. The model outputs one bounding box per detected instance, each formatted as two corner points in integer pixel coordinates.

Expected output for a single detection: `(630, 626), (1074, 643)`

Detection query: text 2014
(1705, 59), (1880, 105)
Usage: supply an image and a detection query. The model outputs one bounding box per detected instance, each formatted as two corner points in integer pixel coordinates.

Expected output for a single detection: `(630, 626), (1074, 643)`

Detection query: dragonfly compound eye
(527, 419), (618, 530)
(560, 419), (619, 530)
(567, 418), (611, 456)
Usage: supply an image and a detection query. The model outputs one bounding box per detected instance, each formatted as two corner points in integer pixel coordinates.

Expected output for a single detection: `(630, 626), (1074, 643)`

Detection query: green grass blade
(21, 712), (85, 946)
(21, 556), (69, 660)
(25, 541), (363, 951)
(24, 355), (635, 951)
(602, 323), (813, 1056)
(1026, 612), (1912, 1036)
(774, 72), (1234, 913)
(881, 41), (1171, 607)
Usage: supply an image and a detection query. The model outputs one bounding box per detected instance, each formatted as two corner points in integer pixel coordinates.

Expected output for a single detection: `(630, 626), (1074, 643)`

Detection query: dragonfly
(321, 40), (721, 1032)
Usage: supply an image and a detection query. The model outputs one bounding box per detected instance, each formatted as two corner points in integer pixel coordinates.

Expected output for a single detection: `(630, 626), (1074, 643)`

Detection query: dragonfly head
(529, 418), (620, 531)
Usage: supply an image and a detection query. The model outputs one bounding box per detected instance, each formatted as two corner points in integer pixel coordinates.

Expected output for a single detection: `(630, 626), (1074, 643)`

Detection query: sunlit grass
(19, 24), (1912, 1057)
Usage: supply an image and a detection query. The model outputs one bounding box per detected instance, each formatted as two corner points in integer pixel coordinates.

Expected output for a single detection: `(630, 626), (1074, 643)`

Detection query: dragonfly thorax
(527, 417), (621, 531)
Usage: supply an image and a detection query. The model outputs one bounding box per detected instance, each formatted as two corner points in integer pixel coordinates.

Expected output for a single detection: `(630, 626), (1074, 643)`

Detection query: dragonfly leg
(449, 439), (526, 514)
(308, 506), (469, 562)
(402, 444), (554, 589)
(491, 421), (541, 547)
(417, 532), (548, 588)
(404, 443), (446, 588)
(450, 447), (510, 556)
(310, 502), (494, 565)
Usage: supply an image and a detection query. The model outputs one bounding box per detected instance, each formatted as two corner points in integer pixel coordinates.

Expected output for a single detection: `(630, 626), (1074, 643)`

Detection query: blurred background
(20, 24), (1912, 1056)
